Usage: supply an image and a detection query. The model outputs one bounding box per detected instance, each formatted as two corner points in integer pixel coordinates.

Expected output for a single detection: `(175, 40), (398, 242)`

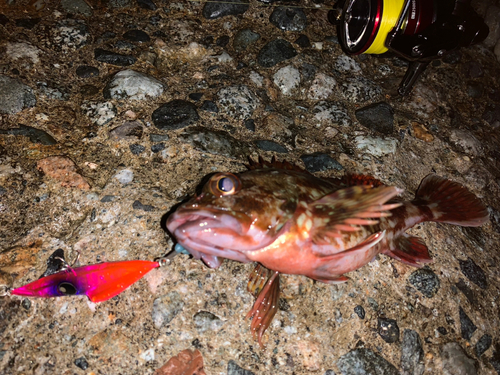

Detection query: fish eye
(58, 282), (77, 295)
(209, 173), (241, 197)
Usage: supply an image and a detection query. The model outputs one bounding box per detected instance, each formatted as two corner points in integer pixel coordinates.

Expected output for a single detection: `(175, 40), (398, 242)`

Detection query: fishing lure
(10, 254), (176, 303)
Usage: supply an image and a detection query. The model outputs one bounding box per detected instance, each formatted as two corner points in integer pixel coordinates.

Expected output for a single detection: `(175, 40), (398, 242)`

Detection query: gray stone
(152, 291), (184, 328)
(273, 65), (300, 96)
(355, 136), (398, 157)
(104, 70), (164, 100)
(377, 317), (399, 343)
(441, 343), (477, 375)
(312, 101), (351, 127)
(408, 268), (440, 298)
(270, 7), (307, 32)
(227, 360), (255, 375)
(459, 306), (477, 341)
(355, 102), (394, 135)
(51, 19), (90, 51)
(0, 75), (36, 114)
(341, 77), (383, 103)
(255, 140), (288, 153)
(401, 329), (425, 375)
(202, 0), (249, 19)
(82, 101), (117, 126)
(94, 48), (137, 66)
(60, 0), (92, 16)
(233, 29), (260, 52)
(193, 311), (224, 332)
(337, 348), (399, 375)
(257, 39), (297, 68)
(179, 127), (252, 158)
(458, 257), (487, 289)
(113, 169), (134, 184)
(217, 85), (259, 120)
(0, 125), (56, 145)
(300, 153), (343, 173)
(152, 100), (199, 130)
(475, 334), (492, 357)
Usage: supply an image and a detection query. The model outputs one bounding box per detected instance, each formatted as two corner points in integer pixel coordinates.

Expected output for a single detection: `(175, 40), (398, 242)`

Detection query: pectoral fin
(308, 185), (403, 244)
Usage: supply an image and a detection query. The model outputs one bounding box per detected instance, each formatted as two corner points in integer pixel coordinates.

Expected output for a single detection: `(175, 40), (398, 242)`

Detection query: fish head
(166, 170), (300, 262)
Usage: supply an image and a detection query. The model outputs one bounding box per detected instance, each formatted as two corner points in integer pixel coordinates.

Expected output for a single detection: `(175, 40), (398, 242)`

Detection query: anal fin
(384, 235), (432, 267)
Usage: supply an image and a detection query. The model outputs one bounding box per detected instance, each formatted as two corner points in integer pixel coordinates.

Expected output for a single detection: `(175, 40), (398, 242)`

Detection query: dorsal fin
(246, 156), (309, 173)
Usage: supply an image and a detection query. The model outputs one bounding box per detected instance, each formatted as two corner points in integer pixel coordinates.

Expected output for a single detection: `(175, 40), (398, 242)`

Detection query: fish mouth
(166, 207), (279, 255)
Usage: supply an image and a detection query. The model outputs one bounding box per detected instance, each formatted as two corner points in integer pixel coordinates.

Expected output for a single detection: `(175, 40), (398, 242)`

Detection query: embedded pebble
(270, 7), (307, 32)
(308, 73), (336, 100)
(104, 70), (165, 100)
(458, 257), (487, 289)
(179, 127), (251, 158)
(441, 343), (477, 375)
(466, 82), (483, 98)
(354, 305), (365, 319)
(123, 30), (150, 42)
(337, 348), (399, 375)
(341, 77), (383, 103)
(377, 317), (399, 343)
(200, 100), (219, 113)
(50, 19), (90, 51)
(301, 63), (317, 81)
(401, 329), (424, 375)
(193, 311), (224, 333)
(15, 18), (40, 29)
(233, 29), (260, 52)
(459, 306), (477, 340)
(355, 102), (394, 135)
(355, 136), (398, 157)
(132, 200), (154, 211)
(411, 122), (434, 142)
(295, 34), (310, 48)
(113, 169), (134, 184)
(255, 140), (288, 153)
(0, 75), (36, 114)
(152, 291), (185, 328)
(0, 125), (56, 145)
(152, 100), (200, 130)
(482, 104), (500, 128)
(76, 65), (99, 78)
(227, 360), (255, 375)
(202, 0), (249, 19)
(37, 157), (91, 190)
(456, 279), (476, 305)
(273, 65), (301, 96)
(5, 42), (41, 64)
(74, 357), (89, 370)
(109, 121), (144, 140)
(61, 0), (92, 16)
(312, 101), (351, 127)
(82, 101), (117, 126)
(300, 154), (343, 173)
(449, 130), (483, 157)
(138, 0), (157, 10)
(217, 85), (259, 119)
(129, 144), (145, 155)
(334, 55), (361, 73)
(257, 39), (297, 68)
(408, 268), (440, 298)
(475, 334), (492, 357)
(94, 48), (137, 66)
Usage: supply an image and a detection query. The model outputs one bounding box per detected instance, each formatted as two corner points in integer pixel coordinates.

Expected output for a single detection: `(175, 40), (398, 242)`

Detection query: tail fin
(383, 175), (488, 267)
(412, 174), (489, 226)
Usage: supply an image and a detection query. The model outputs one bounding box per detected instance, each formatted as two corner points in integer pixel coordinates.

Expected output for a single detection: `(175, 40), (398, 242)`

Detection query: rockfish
(166, 158), (489, 346)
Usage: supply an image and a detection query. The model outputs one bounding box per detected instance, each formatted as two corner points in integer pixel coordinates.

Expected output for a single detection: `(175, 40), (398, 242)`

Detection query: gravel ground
(1, 0), (500, 374)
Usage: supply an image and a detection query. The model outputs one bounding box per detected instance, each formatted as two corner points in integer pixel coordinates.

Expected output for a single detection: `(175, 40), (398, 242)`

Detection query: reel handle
(398, 61), (429, 96)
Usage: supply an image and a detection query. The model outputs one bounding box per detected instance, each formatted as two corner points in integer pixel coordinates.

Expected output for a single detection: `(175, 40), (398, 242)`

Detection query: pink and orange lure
(11, 260), (160, 303)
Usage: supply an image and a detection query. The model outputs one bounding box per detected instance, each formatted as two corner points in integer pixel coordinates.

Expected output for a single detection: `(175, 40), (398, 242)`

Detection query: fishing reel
(329, 0), (489, 95)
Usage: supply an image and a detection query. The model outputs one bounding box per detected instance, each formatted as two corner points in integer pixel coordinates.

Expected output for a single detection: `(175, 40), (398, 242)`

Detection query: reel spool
(331, 0), (489, 95)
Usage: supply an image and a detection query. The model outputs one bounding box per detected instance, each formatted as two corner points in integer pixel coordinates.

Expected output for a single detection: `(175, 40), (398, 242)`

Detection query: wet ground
(1, 0), (500, 374)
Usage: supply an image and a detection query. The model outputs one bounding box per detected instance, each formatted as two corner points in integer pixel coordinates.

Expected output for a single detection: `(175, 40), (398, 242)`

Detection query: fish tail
(412, 174), (489, 226)
(383, 174), (489, 267)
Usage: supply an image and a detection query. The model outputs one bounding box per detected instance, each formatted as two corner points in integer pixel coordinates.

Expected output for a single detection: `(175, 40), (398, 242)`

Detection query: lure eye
(58, 282), (77, 295)
(209, 173), (241, 197)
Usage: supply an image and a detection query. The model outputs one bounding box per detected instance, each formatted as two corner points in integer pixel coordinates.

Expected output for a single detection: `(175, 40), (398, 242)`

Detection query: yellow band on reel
(365, 0), (405, 54)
